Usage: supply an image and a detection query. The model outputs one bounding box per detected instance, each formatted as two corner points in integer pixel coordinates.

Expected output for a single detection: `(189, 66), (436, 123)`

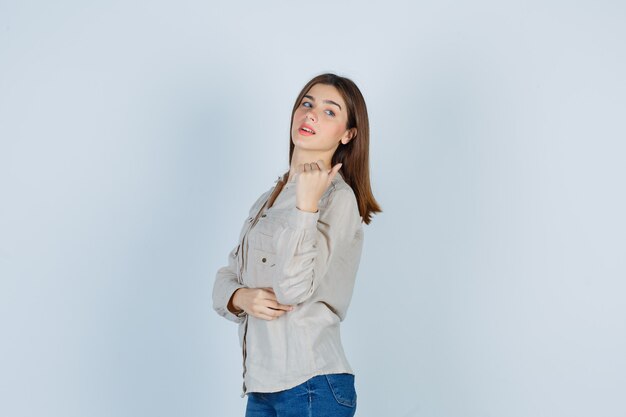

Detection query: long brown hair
(287, 73), (382, 225)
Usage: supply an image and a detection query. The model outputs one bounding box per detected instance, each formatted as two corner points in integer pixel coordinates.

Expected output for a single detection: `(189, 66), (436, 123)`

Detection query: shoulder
(322, 171), (355, 203)
(320, 174), (360, 223)
(327, 183), (356, 207)
(248, 187), (273, 216)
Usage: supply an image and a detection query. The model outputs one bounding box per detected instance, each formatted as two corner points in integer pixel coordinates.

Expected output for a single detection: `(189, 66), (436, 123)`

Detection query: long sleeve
(212, 187), (274, 324)
(212, 243), (247, 324)
(272, 186), (360, 306)
(228, 175), (365, 395)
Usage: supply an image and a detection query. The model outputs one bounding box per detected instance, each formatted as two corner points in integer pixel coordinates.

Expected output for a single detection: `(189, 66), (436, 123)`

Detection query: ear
(341, 128), (357, 145)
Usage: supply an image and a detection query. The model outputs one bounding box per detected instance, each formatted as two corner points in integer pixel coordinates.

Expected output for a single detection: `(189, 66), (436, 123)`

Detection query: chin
(292, 135), (310, 145)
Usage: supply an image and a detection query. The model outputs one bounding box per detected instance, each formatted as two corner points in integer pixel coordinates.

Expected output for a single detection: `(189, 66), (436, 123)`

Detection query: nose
(305, 109), (316, 123)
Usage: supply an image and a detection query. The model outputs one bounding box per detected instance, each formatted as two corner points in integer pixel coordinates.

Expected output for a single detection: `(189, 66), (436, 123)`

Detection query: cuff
(214, 280), (247, 324)
(289, 206), (320, 230)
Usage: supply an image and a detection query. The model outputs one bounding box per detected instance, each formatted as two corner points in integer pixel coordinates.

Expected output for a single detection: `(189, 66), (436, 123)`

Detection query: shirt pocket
(250, 211), (283, 253)
(247, 247), (277, 288)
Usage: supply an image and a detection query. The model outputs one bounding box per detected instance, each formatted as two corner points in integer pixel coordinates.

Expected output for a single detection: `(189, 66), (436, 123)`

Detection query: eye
(325, 110), (335, 117)
(302, 101), (312, 108)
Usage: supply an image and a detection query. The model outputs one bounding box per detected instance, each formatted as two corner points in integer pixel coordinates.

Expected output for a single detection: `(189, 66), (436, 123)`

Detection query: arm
(272, 186), (360, 305)
(213, 243), (295, 322)
(212, 244), (247, 324)
(212, 188), (274, 323)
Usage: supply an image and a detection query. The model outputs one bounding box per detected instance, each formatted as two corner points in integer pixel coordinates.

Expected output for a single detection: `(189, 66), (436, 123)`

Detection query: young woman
(212, 73), (381, 417)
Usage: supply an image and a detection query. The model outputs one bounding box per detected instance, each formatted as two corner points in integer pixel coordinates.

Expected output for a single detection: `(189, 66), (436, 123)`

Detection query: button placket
(238, 181), (279, 397)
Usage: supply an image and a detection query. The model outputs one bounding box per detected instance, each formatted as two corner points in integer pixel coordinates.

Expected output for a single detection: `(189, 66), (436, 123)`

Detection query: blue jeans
(245, 373), (357, 417)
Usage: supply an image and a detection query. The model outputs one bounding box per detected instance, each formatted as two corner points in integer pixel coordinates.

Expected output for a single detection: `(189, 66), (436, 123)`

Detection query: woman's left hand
(295, 160), (342, 213)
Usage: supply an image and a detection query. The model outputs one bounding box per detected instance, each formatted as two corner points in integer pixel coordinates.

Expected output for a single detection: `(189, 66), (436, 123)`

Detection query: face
(291, 83), (356, 153)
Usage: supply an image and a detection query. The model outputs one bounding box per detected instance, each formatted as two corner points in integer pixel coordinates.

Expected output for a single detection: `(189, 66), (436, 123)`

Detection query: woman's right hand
(229, 288), (294, 320)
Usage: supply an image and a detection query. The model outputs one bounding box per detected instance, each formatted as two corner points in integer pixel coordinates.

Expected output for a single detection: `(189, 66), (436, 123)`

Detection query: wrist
(296, 205), (318, 213)
(228, 288), (244, 314)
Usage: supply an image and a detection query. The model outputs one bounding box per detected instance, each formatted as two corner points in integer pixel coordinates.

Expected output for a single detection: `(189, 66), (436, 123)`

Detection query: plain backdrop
(1, 1), (625, 416)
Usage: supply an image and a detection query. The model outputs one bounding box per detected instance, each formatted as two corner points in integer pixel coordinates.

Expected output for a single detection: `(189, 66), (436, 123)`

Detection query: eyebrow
(303, 94), (342, 111)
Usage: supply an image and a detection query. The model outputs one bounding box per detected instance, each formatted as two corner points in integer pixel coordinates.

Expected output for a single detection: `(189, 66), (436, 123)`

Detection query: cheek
(325, 122), (346, 138)
(291, 110), (304, 126)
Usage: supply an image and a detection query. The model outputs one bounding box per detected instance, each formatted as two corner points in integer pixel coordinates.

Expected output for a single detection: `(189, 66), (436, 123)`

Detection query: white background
(1, 1), (625, 416)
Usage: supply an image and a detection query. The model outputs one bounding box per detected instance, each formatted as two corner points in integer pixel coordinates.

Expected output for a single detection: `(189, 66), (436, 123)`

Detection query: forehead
(305, 83), (345, 107)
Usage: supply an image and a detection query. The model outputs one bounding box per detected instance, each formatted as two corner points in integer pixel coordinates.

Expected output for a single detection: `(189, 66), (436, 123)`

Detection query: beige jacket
(212, 170), (364, 396)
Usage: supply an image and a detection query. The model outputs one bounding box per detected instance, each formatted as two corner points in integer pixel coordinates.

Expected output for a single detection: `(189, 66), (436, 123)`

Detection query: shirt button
(261, 214), (267, 218)
(261, 257), (267, 263)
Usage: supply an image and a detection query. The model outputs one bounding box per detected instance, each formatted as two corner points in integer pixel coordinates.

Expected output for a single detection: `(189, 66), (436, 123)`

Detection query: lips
(298, 123), (316, 135)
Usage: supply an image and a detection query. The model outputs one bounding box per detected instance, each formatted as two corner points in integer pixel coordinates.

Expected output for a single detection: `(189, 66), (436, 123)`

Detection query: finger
(261, 287), (276, 296)
(257, 308), (286, 320)
(268, 307), (288, 317)
(251, 305), (281, 320)
(260, 288), (281, 302)
(260, 291), (294, 311)
(304, 162), (312, 172)
(269, 301), (294, 311)
(328, 163), (343, 181)
(255, 312), (277, 321)
(316, 160), (326, 171)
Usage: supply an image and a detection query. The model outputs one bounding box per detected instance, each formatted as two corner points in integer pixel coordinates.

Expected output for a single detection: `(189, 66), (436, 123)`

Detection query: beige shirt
(212, 170), (364, 396)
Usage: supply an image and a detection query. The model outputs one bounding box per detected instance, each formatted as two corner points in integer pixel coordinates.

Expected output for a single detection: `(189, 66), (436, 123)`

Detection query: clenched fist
(294, 160), (343, 213)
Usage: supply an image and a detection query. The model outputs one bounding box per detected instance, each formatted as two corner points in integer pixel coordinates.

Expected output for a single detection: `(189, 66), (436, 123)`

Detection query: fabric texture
(212, 170), (364, 397)
(244, 373), (357, 417)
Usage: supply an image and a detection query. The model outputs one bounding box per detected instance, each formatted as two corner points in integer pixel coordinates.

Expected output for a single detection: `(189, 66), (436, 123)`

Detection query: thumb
(328, 163), (343, 182)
